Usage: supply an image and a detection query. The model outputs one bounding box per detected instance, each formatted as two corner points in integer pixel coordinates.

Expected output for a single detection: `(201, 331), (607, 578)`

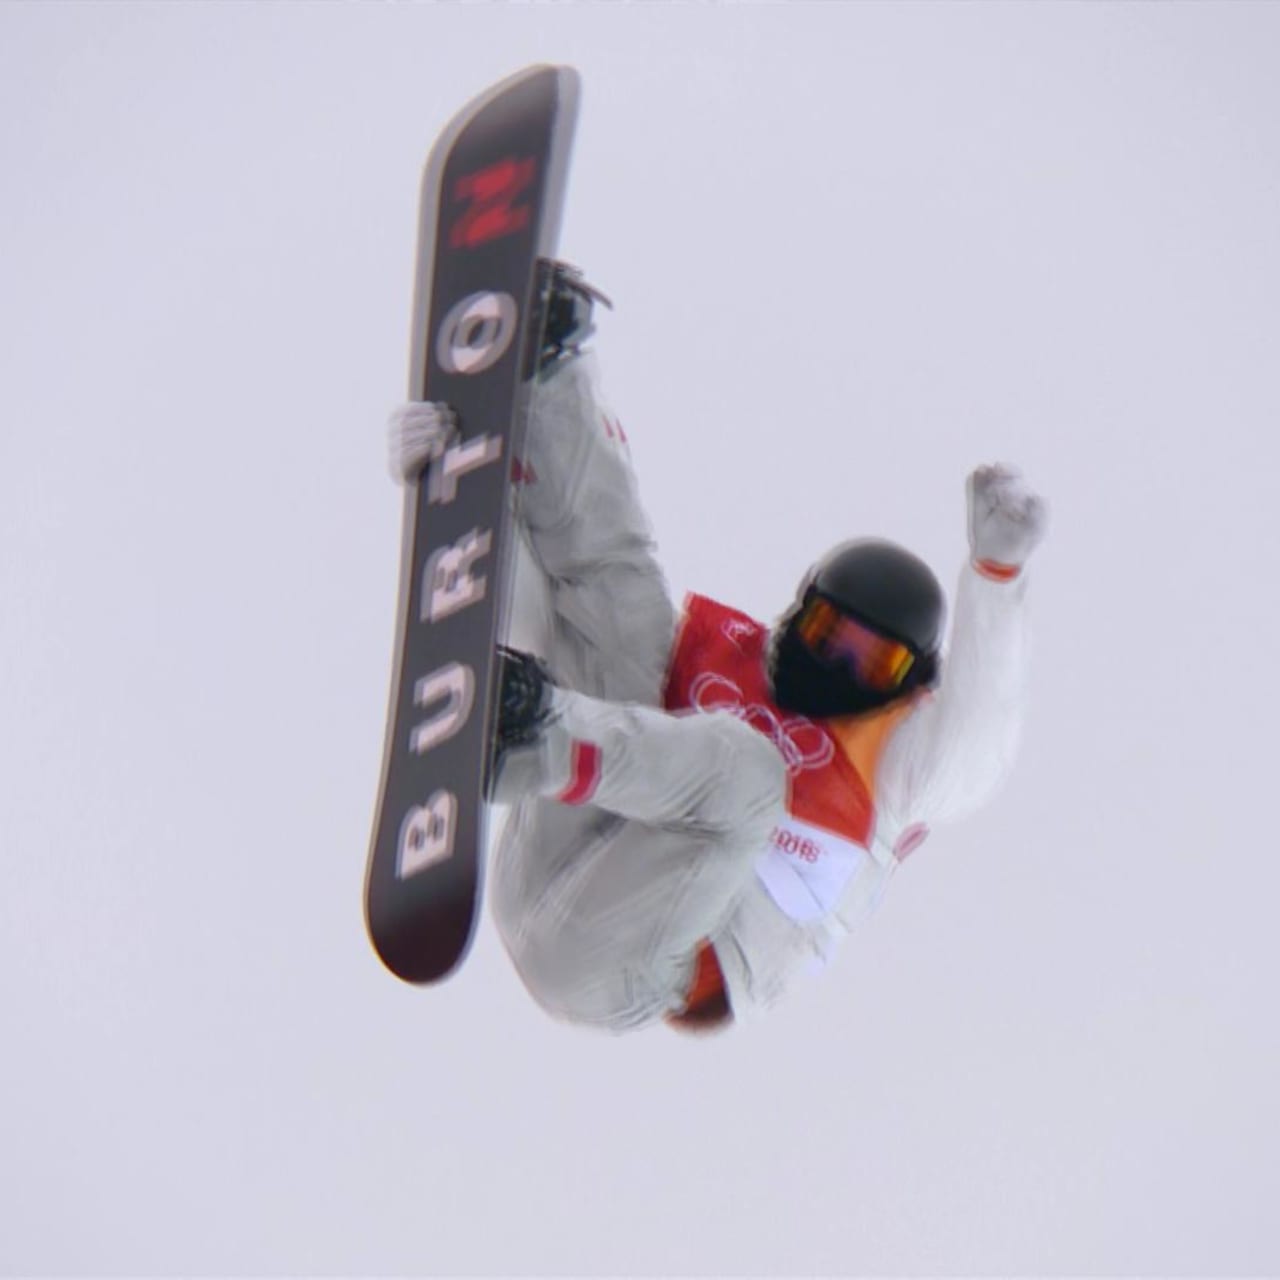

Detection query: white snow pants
(490, 354), (787, 1031)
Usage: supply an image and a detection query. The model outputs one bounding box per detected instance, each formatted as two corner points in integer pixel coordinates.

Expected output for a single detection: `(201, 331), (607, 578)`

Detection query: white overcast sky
(3, 2), (1279, 1275)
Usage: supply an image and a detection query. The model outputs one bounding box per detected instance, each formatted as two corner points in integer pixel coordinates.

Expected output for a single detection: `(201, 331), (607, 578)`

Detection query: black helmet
(768, 538), (945, 719)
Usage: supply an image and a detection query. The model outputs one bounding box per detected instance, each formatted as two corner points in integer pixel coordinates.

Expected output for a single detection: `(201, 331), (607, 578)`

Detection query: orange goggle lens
(795, 596), (916, 692)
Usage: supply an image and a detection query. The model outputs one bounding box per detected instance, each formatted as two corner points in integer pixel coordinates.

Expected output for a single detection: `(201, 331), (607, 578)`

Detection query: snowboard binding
(486, 646), (556, 798)
(536, 260), (613, 373)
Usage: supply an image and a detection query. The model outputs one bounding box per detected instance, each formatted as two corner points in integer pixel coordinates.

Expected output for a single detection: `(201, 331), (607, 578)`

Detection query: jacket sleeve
(874, 562), (1034, 835)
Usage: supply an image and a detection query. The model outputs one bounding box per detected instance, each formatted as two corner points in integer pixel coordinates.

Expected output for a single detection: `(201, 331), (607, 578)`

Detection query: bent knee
(697, 711), (787, 837)
(502, 922), (670, 1029)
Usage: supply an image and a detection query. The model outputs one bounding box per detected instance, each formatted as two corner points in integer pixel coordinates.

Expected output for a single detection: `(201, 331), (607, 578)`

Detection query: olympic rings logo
(688, 672), (835, 775)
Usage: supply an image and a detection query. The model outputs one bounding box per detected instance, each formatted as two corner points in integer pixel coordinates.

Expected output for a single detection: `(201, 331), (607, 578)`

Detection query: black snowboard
(366, 66), (580, 984)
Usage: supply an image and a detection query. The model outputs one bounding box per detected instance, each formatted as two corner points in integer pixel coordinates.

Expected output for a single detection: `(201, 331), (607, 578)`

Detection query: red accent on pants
(558, 741), (602, 806)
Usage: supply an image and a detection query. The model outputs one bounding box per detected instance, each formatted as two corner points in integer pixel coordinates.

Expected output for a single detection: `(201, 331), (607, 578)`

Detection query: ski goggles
(794, 595), (918, 692)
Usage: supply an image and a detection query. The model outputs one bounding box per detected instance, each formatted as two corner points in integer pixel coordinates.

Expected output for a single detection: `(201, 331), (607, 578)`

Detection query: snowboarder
(388, 262), (1048, 1033)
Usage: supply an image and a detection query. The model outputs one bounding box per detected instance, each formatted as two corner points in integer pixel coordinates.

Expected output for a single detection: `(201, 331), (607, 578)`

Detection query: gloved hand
(966, 464), (1048, 580)
(387, 401), (458, 484)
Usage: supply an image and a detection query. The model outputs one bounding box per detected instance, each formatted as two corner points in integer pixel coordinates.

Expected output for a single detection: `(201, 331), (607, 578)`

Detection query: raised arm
(876, 464), (1049, 835)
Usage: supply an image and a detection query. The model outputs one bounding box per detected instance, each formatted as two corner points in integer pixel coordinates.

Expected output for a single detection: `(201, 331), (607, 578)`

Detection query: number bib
(756, 817), (875, 923)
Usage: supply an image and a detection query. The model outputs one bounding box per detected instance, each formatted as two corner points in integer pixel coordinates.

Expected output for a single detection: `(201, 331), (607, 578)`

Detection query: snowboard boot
(487, 645), (556, 800)
(536, 260), (613, 373)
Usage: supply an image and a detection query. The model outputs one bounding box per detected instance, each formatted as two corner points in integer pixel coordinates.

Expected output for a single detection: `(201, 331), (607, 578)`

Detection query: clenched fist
(966, 464), (1048, 580)
(387, 401), (458, 484)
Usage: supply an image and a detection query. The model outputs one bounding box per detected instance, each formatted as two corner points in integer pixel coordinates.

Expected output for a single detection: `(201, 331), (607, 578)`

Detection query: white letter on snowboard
(422, 530), (492, 623)
(409, 662), (475, 755)
(427, 433), (503, 506)
(397, 791), (458, 879)
(436, 291), (518, 376)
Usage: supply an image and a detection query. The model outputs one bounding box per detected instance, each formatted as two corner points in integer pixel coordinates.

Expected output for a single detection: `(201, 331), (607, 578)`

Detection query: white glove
(966, 464), (1048, 579)
(387, 401), (458, 484)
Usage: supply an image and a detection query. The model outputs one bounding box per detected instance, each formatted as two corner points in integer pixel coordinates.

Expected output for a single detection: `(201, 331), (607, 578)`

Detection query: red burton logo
(771, 827), (821, 864)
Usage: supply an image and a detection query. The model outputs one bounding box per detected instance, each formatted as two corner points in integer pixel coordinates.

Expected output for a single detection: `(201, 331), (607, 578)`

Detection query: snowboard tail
(365, 66), (580, 984)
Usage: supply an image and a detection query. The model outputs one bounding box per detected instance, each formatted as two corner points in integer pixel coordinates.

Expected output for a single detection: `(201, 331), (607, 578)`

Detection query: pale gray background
(2, 2), (1278, 1275)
